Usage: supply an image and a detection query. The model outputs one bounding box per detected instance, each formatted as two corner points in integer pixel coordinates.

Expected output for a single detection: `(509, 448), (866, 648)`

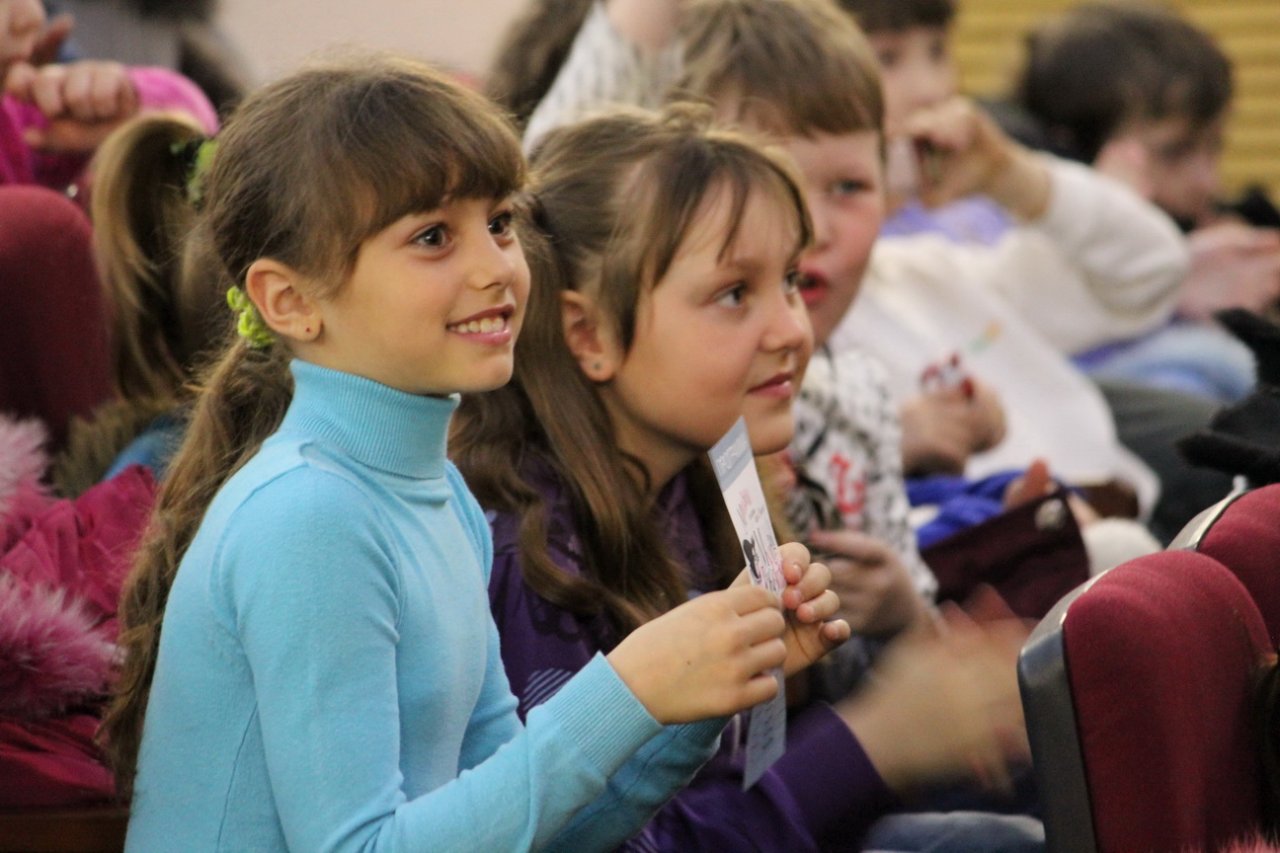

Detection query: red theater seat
(1019, 550), (1272, 852)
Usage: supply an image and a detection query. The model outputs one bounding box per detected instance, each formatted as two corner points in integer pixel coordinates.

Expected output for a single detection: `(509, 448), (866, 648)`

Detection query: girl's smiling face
(597, 183), (814, 490)
(308, 195), (530, 396)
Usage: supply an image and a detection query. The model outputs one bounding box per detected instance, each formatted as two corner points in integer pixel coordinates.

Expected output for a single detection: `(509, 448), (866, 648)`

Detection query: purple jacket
(1, 65), (218, 188)
(486, 458), (900, 851)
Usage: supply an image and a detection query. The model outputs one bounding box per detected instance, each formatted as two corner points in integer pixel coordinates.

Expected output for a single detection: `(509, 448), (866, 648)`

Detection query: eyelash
(717, 281), (749, 308)
(783, 269), (801, 294)
(831, 179), (868, 197)
(489, 210), (515, 239)
(411, 209), (516, 249)
(413, 224), (447, 249)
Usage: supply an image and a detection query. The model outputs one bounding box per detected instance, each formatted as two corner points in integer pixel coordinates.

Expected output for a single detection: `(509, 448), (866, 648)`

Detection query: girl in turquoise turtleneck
(101, 53), (845, 853)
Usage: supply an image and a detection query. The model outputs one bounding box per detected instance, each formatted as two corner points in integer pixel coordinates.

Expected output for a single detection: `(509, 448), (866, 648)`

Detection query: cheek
(832, 208), (881, 268)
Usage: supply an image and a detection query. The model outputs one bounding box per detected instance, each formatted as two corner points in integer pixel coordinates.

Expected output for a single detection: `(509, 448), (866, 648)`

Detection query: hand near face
(5, 59), (140, 153)
(899, 96), (1051, 220)
(806, 528), (930, 639)
(899, 378), (1006, 476)
(0, 0), (43, 70)
(1178, 221), (1280, 321)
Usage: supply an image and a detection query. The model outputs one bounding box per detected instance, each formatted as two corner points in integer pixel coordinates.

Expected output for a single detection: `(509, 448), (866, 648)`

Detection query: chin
(745, 415), (795, 457)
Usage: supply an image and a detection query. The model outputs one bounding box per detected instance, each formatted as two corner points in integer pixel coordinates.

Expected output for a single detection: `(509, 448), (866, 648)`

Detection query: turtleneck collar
(278, 360), (458, 480)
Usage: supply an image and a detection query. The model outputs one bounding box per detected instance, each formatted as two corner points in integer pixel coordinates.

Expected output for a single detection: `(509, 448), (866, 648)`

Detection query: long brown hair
(453, 105), (810, 636)
(101, 54), (525, 796)
(54, 114), (229, 496)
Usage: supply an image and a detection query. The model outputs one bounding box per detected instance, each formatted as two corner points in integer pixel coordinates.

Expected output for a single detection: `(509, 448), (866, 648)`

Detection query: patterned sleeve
(523, 0), (681, 153)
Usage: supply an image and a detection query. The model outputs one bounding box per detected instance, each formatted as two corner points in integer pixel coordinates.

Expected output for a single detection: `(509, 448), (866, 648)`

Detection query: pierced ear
(244, 258), (323, 343)
(560, 290), (619, 382)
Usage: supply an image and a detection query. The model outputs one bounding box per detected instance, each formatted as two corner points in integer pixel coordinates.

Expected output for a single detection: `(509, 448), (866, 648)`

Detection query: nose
(1188, 153), (1220, 207)
(468, 229), (518, 291)
(762, 286), (813, 355)
(807, 196), (832, 251)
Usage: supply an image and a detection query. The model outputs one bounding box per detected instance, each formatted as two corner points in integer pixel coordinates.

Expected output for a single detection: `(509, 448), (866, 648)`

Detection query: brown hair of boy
(675, 0), (885, 139)
(452, 104), (811, 636)
(835, 0), (955, 34)
(1014, 2), (1233, 164)
(101, 54), (525, 796)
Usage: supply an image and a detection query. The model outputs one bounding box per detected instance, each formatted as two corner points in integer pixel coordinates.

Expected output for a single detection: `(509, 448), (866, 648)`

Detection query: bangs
(608, 135), (811, 350)
(291, 61), (525, 280)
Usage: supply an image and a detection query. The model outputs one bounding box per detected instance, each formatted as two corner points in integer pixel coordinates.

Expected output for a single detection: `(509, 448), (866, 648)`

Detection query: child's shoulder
(207, 435), (388, 540)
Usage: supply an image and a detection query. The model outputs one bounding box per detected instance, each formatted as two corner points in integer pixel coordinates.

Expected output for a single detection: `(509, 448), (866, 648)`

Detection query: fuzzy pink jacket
(0, 64), (218, 188)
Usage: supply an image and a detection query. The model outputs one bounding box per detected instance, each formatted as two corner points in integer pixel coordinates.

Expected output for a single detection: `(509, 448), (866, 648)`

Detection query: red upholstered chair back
(1019, 551), (1273, 853)
(1176, 485), (1280, 647)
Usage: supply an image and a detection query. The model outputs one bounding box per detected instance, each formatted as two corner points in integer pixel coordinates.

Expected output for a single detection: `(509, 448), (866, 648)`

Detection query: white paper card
(708, 417), (786, 789)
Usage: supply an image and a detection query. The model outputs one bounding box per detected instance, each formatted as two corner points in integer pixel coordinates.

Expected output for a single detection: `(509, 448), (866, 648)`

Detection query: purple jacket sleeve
(487, 502), (901, 851)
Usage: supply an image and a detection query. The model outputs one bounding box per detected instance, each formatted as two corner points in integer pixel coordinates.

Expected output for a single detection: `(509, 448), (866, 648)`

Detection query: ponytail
(101, 339), (292, 796)
(55, 115), (227, 495)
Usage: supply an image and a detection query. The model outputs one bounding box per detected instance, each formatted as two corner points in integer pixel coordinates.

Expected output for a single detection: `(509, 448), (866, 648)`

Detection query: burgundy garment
(1, 464), (156, 641)
(0, 185), (113, 453)
(1063, 552), (1269, 851)
(1194, 485), (1280, 646)
(923, 488), (1090, 620)
(0, 714), (115, 807)
(0, 465), (157, 808)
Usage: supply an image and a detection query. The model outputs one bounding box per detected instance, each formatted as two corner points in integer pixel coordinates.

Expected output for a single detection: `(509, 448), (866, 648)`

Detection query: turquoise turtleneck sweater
(127, 360), (720, 852)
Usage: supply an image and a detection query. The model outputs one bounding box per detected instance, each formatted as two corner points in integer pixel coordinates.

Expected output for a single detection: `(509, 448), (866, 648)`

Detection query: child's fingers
(777, 541), (811, 588)
(29, 11), (72, 66)
(27, 63), (66, 116)
(782, 557), (831, 611)
(806, 528), (890, 564)
(820, 618), (851, 647)
(739, 670), (782, 708)
(723, 583), (779, 614)
(743, 637), (787, 676)
(2, 57), (34, 100)
(736, 606), (786, 646)
(793, 588), (840, 624)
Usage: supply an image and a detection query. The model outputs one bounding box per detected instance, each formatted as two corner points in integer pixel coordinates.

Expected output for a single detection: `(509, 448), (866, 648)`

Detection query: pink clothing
(0, 65), (219, 188)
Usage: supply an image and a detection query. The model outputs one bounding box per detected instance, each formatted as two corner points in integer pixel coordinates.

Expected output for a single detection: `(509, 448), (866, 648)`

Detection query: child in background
(2, 0), (218, 190)
(103, 55), (839, 852)
(837, 0), (1011, 245)
(53, 113), (226, 494)
(1009, 2), (1279, 403)
(454, 104), (1038, 853)
(1, 0), (218, 452)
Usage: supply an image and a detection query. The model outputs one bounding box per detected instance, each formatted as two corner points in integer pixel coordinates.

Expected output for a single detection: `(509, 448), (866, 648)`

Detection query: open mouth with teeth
(447, 315), (509, 335)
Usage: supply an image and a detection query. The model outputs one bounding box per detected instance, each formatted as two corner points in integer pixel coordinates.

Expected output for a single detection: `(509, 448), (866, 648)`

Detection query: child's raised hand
(5, 59), (140, 152)
(606, 585), (788, 724)
(806, 529), (929, 639)
(900, 96), (1051, 220)
(0, 0), (43, 69)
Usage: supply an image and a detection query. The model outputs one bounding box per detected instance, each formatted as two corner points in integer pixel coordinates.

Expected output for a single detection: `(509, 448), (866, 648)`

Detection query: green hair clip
(170, 137), (218, 208)
(226, 287), (275, 349)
